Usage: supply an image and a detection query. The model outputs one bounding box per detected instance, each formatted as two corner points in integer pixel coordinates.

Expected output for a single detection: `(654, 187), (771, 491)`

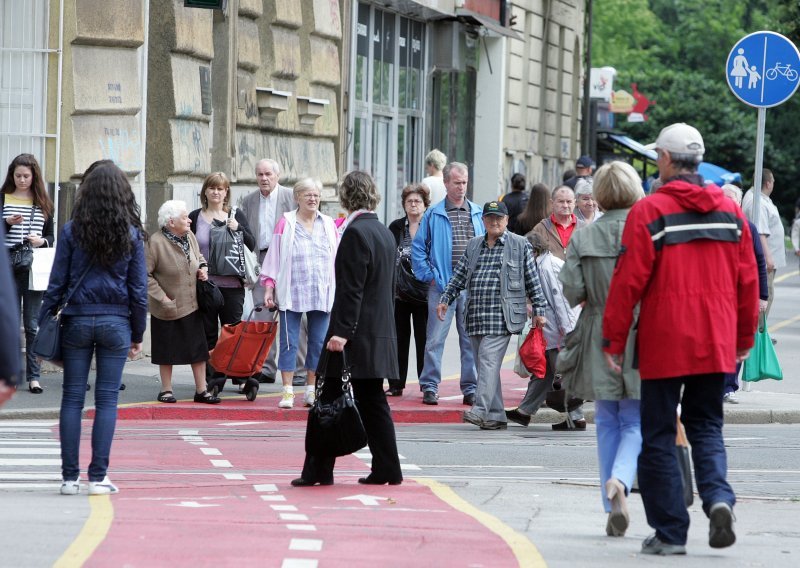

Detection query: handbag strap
(21, 206), (36, 243)
(315, 348), (352, 394)
(57, 263), (94, 315)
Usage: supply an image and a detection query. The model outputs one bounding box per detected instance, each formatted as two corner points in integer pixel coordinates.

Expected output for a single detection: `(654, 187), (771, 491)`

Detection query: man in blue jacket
(0, 223), (21, 407)
(412, 162), (485, 405)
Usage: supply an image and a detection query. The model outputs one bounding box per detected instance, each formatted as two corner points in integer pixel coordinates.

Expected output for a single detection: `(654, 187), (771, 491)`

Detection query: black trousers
(388, 299), (427, 390)
(201, 287), (245, 350)
(301, 378), (402, 483)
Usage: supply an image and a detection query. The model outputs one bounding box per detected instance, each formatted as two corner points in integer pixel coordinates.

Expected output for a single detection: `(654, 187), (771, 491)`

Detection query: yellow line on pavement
(415, 478), (547, 568)
(775, 270), (799, 283)
(771, 313), (800, 332)
(53, 495), (113, 568)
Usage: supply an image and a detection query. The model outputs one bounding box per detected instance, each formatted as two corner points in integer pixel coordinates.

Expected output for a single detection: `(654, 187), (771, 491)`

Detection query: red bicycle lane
(67, 421), (541, 568)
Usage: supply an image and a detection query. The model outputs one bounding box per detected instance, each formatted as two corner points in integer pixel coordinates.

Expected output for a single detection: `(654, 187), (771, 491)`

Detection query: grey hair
(425, 149), (447, 171)
(157, 200), (188, 228)
(293, 177), (322, 200)
(721, 183), (742, 206)
(551, 185), (574, 200)
(442, 161), (468, 182)
(255, 158), (281, 176)
(667, 151), (702, 171)
(574, 177), (594, 196)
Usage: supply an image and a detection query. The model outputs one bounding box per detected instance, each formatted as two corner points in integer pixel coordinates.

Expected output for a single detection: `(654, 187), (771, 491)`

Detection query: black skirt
(150, 310), (209, 365)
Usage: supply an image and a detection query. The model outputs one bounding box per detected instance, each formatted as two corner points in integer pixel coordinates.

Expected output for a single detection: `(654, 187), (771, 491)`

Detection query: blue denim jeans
(59, 315), (130, 482)
(278, 310), (328, 373)
(639, 374), (735, 545)
(418, 286), (476, 395)
(14, 270), (42, 382)
(595, 399), (641, 513)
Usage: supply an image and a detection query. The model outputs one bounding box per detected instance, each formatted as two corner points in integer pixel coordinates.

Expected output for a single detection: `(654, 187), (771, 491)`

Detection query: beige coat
(146, 230), (206, 321)
(530, 216), (586, 261)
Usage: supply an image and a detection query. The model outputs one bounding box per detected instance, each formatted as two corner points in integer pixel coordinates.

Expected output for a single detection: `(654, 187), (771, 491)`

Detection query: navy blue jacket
(0, 223), (20, 386)
(39, 222), (148, 343)
(749, 220), (769, 301)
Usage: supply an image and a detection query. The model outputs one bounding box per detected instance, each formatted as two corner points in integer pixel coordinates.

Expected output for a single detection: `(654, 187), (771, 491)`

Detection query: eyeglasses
(301, 193), (320, 200)
(405, 199), (423, 205)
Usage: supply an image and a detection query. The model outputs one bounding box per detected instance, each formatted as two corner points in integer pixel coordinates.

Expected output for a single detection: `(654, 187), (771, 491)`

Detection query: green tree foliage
(594, 0), (800, 220)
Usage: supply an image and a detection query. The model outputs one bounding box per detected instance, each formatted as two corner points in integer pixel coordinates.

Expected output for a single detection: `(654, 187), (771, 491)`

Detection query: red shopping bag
(209, 310), (278, 378)
(519, 325), (547, 378)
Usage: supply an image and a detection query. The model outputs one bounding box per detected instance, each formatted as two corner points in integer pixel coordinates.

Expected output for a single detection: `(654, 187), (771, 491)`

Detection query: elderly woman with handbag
(558, 161), (644, 537)
(2, 153), (54, 394)
(386, 183), (430, 397)
(291, 171), (403, 487)
(262, 178), (339, 409)
(146, 200), (220, 405)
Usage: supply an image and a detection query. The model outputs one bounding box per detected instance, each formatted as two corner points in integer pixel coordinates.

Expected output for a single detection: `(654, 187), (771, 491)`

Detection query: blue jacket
(411, 199), (485, 293)
(39, 222), (148, 343)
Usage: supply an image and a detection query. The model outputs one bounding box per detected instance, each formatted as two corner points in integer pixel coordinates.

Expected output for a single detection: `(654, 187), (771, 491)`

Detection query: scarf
(161, 227), (191, 262)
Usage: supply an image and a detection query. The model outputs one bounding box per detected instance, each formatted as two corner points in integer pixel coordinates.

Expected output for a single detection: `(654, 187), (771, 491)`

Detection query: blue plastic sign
(726, 31), (800, 108)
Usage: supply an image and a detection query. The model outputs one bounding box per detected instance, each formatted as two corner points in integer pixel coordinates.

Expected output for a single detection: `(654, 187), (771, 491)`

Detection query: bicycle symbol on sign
(766, 62), (799, 82)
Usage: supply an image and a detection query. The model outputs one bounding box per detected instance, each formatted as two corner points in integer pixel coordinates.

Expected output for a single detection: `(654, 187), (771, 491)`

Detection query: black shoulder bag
(9, 207), (36, 274)
(305, 349), (368, 457)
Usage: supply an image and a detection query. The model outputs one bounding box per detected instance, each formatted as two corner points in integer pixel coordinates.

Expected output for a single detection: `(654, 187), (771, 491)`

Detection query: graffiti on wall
(97, 126), (141, 172)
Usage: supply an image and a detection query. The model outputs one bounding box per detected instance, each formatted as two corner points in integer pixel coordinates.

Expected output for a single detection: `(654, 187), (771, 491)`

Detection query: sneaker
(303, 389), (315, 407)
(60, 479), (80, 495)
(641, 534), (686, 555)
(723, 392), (739, 404)
(88, 476), (119, 495)
(709, 502), (736, 548)
(279, 391), (295, 409)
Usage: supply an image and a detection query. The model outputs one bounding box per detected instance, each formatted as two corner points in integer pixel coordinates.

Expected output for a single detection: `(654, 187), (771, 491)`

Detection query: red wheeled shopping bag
(209, 305), (277, 378)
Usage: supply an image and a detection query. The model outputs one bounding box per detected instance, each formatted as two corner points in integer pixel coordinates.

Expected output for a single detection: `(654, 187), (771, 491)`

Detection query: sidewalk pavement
(2, 352), (797, 424)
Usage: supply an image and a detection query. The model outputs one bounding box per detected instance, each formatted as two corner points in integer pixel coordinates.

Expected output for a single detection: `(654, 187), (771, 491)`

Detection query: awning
(607, 133), (657, 160)
(456, 8), (523, 40)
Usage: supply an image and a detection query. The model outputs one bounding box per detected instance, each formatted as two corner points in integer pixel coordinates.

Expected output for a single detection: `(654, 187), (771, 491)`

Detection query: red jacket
(602, 179), (758, 380)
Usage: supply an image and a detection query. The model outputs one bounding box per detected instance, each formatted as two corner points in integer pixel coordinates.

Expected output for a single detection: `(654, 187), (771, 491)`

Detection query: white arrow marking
(337, 494), (388, 506)
(167, 501), (220, 508)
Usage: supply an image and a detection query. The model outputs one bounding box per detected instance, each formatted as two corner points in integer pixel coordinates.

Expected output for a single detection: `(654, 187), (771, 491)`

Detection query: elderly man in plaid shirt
(437, 201), (547, 430)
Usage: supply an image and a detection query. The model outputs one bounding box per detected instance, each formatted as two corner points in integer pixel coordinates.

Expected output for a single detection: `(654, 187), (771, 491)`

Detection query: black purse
(30, 263), (93, 362)
(196, 279), (224, 313)
(9, 208), (36, 274)
(395, 255), (428, 305)
(305, 350), (368, 457)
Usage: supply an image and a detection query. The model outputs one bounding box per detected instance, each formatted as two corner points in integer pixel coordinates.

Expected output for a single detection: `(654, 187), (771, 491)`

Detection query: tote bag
(208, 220), (245, 278)
(743, 314), (783, 382)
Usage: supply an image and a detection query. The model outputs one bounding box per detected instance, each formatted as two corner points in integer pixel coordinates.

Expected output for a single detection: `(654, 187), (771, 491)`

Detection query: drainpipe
(53, 0), (64, 233)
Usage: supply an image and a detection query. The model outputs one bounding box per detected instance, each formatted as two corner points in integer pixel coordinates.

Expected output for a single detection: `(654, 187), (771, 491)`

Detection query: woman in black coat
(386, 183), (430, 396)
(292, 171), (403, 487)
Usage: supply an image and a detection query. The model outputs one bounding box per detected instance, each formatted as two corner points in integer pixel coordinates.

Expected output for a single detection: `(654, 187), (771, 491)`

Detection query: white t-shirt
(421, 175), (446, 205)
(742, 189), (786, 269)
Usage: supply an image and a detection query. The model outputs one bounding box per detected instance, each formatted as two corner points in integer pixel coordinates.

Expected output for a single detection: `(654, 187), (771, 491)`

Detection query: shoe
(463, 393), (476, 406)
(88, 476), (119, 495)
(723, 392), (739, 404)
(60, 479), (80, 495)
(279, 391), (295, 409)
(358, 475), (402, 486)
(193, 390), (221, 404)
(505, 408), (531, 427)
(422, 391), (438, 405)
(157, 391), (177, 403)
(641, 534), (686, 555)
(771, 337), (777, 345)
(28, 382), (43, 394)
(709, 502), (736, 548)
(462, 411), (484, 427)
(291, 477), (333, 487)
(253, 372), (276, 384)
(605, 478), (629, 537)
(292, 375), (306, 387)
(480, 420), (508, 430)
(119, 383), (126, 391)
(303, 389), (315, 407)
(385, 387), (404, 397)
(552, 419), (587, 431)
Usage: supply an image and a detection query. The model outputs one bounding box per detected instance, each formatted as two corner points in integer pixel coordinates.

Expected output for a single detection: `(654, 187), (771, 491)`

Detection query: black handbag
(305, 350), (368, 457)
(30, 263), (93, 362)
(395, 255), (428, 305)
(9, 207), (36, 274)
(196, 279), (224, 313)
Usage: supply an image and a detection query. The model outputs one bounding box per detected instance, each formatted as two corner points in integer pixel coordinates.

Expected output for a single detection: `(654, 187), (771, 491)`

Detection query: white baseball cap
(644, 123), (705, 157)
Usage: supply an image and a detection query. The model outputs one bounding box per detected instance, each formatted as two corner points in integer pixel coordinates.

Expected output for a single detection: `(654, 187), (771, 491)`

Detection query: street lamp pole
(581, 0), (593, 157)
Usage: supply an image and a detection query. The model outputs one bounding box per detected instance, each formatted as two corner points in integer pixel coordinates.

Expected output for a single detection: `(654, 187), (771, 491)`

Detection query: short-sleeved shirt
(446, 199), (475, 269)
(742, 189), (786, 269)
(289, 216), (333, 313)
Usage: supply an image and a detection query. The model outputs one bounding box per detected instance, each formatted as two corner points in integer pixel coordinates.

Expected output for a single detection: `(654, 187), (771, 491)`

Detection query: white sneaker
(303, 389), (315, 407)
(723, 392), (739, 404)
(88, 476), (119, 495)
(278, 391), (295, 409)
(60, 479), (80, 495)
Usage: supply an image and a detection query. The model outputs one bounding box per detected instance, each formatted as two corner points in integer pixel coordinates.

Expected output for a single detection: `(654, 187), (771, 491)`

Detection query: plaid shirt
(440, 233), (545, 336)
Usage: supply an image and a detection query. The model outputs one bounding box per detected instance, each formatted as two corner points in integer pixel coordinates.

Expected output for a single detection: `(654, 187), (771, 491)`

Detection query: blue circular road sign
(726, 31), (800, 108)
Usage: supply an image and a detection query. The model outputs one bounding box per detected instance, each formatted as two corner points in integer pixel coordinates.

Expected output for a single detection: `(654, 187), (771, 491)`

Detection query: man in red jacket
(602, 123), (758, 555)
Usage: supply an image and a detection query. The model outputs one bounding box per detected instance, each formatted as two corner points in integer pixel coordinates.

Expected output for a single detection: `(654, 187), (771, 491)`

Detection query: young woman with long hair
(515, 182), (551, 236)
(1, 153), (55, 393)
(39, 161), (148, 495)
